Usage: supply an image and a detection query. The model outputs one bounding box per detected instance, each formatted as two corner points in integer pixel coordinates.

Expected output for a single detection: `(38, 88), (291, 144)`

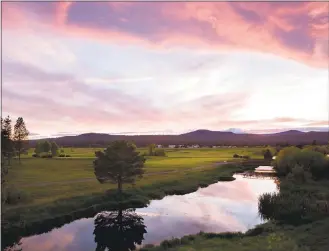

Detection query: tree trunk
(118, 176), (123, 198)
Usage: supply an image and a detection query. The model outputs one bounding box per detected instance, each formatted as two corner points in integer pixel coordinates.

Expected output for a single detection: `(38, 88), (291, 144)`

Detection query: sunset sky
(2, 1), (328, 138)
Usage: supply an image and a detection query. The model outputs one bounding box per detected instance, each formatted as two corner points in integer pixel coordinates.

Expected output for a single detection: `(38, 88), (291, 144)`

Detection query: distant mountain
(29, 129), (329, 147)
(272, 130), (303, 135)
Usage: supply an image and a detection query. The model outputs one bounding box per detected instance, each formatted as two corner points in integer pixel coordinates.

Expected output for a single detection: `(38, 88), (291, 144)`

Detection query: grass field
(7, 147), (266, 202)
(3, 147), (266, 231)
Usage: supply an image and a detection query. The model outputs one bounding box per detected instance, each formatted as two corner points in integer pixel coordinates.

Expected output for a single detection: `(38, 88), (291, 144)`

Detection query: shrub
(290, 165), (307, 183)
(5, 186), (29, 205)
(39, 152), (52, 158)
(65, 154), (71, 157)
(233, 154), (239, 158)
(32, 153), (38, 158)
(154, 149), (166, 156)
(242, 155), (250, 159)
(274, 147), (302, 176)
(263, 149), (273, 160)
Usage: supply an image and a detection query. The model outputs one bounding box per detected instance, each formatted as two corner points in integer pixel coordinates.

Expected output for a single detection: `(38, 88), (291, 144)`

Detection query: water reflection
(93, 208), (147, 251)
(4, 175), (277, 251)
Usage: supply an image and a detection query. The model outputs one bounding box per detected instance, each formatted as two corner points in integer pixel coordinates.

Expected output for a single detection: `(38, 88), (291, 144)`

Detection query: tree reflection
(93, 208), (147, 251)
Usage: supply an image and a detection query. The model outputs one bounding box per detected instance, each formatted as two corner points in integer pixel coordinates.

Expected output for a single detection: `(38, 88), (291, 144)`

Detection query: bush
(263, 149), (273, 160)
(233, 154), (239, 158)
(154, 149), (166, 156)
(4, 186), (29, 205)
(32, 153), (38, 158)
(242, 155), (250, 159)
(39, 152), (52, 158)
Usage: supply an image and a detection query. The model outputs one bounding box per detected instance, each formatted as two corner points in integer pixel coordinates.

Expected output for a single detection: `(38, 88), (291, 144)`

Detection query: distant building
(255, 166), (276, 174)
(168, 145), (176, 148)
(157, 145), (163, 148)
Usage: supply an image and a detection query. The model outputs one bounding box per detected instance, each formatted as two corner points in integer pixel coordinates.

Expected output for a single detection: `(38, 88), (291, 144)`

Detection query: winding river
(5, 174), (277, 251)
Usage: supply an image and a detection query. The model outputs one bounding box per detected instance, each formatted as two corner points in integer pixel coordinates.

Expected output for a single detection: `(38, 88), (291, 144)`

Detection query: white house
(255, 166), (276, 173)
(157, 145), (163, 148)
(168, 145), (176, 148)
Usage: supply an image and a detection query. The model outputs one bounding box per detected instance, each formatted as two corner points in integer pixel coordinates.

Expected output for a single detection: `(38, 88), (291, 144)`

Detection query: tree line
(1, 115), (29, 165)
(33, 140), (60, 158)
(1, 115), (29, 206)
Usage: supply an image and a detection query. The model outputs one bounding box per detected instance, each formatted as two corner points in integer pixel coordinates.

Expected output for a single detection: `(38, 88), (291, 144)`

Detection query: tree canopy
(93, 141), (146, 193)
(13, 117), (29, 164)
(273, 146), (328, 179)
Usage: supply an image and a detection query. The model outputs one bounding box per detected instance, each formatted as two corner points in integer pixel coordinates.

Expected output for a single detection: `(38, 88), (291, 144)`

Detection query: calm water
(6, 175), (277, 251)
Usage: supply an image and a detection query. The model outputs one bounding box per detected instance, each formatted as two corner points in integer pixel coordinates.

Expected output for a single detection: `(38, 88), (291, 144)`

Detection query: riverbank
(2, 163), (252, 248)
(140, 217), (329, 251)
(140, 169), (329, 251)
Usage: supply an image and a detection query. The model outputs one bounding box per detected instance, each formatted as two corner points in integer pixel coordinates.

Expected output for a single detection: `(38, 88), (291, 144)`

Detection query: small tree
(43, 140), (51, 153)
(93, 141), (145, 195)
(13, 117), (29, 164)
(147, 144), (156, 156)
(263, 149), (273, 160)
(51, 141), (59, 156)
(34, 141), (43, 156)
(1, 116), (14, 165)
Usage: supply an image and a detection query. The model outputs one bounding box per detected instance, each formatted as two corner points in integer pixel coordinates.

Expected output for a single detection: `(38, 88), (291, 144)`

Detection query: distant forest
(28, 130), (329, 148)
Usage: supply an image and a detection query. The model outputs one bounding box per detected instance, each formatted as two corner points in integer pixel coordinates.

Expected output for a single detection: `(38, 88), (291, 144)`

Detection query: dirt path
(17, 161), (230, 188)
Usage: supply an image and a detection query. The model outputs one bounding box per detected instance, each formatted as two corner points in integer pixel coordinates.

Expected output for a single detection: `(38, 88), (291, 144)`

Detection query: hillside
(28, 130), (329, 147)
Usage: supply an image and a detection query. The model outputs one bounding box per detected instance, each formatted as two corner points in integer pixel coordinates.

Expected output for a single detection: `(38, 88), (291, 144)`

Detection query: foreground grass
(140, 230), (306, 251)
(141, 208), (329, 251)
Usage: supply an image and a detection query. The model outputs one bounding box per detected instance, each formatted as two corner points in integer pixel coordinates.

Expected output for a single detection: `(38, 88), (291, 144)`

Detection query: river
(5, 174), (277, 251)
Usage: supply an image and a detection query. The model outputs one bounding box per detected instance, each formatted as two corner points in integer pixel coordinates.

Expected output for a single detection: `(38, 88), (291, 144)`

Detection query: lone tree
(93, 141), (146, 194)
(263, 149), (273, 161)
(13, 117), (29, 164)
(43, 140), (51, 153)
(51, 141), (59, 156)
(34, 141), (43, 156)
(147, 143), (156, 156)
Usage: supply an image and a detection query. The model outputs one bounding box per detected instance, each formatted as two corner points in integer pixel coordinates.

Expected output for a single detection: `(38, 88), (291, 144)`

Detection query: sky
(2, 1), (329, 138)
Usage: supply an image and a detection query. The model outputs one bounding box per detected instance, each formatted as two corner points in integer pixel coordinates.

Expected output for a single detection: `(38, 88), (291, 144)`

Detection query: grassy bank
(4, 147), (264, 209)
(141, 150), (329, 251)
(2, 163), (251, 246)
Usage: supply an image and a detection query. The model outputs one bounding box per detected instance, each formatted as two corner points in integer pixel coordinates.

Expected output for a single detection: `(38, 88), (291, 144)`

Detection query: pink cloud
(3, 2), (328, 68)
(2, 60), (250, 134)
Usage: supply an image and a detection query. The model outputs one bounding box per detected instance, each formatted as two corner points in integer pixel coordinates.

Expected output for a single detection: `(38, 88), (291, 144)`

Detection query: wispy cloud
(3, 2), (328, 68)
(2, 1), (328, 136)
(84, 76), (153, 84)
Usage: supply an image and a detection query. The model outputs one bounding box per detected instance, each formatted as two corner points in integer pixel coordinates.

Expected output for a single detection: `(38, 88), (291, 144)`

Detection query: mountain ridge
(28, 129), (329, 147)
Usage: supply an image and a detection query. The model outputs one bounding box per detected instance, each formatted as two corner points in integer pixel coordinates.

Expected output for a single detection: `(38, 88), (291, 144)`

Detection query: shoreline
(2, 163), (253, 249)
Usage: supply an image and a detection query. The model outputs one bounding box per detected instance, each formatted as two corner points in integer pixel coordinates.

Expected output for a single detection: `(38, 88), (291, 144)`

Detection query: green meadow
(3, 147), (264, 229)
